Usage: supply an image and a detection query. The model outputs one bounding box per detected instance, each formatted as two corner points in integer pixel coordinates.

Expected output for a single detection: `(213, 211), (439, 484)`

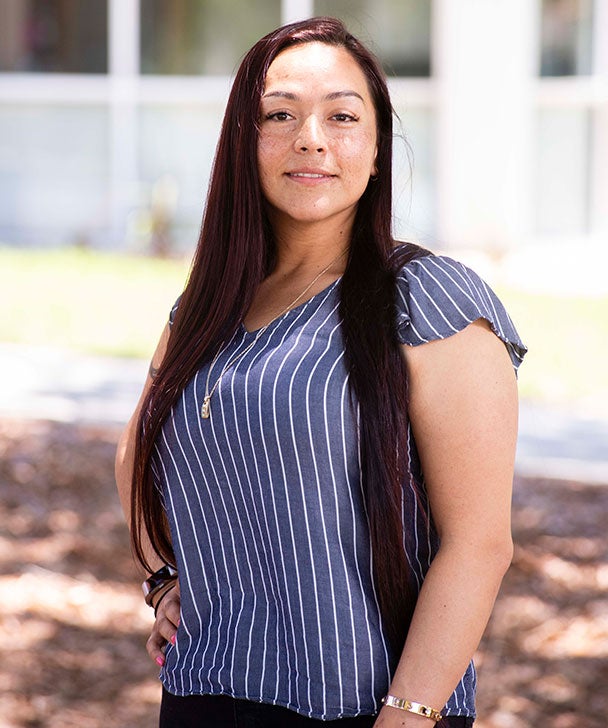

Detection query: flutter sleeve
(395, 254), (527, 370)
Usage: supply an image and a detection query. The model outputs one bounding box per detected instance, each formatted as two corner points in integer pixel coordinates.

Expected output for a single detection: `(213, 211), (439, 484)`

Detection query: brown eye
(332, 113), (358, 122)
(266, 111), (292, 121)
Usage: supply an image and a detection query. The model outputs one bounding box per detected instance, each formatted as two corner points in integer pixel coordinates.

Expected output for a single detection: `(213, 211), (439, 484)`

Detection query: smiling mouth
(287, 172), (335, 179)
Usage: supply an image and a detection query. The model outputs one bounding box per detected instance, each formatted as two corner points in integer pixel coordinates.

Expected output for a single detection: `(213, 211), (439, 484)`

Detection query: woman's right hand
(146, 580), (181, 667)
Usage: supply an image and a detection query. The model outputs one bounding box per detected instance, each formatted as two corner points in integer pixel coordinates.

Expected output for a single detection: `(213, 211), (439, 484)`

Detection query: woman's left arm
(375, 318), (518, 727)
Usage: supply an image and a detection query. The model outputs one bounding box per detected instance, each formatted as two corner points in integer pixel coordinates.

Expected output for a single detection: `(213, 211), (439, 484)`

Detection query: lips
(286, 170), (336, 180)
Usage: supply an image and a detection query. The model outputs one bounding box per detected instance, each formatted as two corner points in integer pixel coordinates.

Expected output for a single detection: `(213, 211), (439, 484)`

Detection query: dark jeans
(159, 689), (474, 727)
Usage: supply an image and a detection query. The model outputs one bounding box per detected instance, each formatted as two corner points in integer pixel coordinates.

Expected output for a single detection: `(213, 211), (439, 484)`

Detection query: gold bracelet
(382, 694), (443, 722)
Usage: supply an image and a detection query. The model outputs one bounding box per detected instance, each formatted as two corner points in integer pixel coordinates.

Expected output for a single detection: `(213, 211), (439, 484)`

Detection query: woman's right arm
(114, 322), (181, 666)
(115, 321), (170, 542)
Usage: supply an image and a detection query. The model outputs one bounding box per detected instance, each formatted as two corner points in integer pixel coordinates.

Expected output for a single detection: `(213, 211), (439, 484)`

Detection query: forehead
(264, 42), (373, 100)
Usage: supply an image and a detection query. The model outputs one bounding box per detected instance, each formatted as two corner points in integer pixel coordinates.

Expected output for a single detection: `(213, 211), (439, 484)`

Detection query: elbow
(114, 428), (128, 484)
(481, 533), (514, 581)
(114, 424), (137, 522)
(494, 535), (514, 577)
(440, 532), (513, 582)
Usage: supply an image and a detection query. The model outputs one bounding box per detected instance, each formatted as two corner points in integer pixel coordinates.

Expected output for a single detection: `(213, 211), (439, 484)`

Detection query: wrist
(142, 564), (178, 607)
(381, 695), (443, 723)
(151, 581), (177, 615)
(380, 711), (434, 728)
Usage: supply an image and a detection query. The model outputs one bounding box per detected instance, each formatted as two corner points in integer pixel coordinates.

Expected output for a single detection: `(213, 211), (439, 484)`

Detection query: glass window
(0, 0), (108, 73)
(392, 108), (436, 242)
(540, 0), (594, 76)
(0, 105), (109, 245)
(140, 0), (281, 75)
(313, 0), (431, 76)
(137, 104), (225, 252)
(534, 108), (591, 234)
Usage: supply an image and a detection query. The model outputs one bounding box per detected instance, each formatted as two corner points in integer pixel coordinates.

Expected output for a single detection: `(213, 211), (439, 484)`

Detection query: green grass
(1, 247), (607, 406)
(0, 247), (189, 359)
(495, 286), (608, 407)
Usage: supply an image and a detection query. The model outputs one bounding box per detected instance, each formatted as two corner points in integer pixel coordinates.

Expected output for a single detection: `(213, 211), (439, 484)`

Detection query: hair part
(131, 16), (429, 654)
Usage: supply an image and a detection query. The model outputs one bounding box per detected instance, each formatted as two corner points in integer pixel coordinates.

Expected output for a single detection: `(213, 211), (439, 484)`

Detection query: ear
(371, 145), (378, 178)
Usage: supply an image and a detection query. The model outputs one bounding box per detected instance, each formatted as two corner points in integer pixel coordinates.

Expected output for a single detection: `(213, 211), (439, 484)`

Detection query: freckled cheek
(257, 139), (286, 185)
(334, 131), (377, 164)
(335, 141), (377, 196)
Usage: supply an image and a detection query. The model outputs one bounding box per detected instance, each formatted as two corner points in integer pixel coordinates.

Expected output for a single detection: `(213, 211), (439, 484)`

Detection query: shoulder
(394, 250), (489, 312)
(392, 246), (527, 370)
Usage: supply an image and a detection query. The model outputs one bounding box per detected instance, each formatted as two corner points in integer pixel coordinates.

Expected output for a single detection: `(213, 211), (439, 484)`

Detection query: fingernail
(170, 634), (176, 645)
(156, 656), (165, 667)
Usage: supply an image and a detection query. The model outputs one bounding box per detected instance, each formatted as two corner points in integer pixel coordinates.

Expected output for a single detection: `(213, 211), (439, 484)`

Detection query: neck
(269, 213), (355, 274)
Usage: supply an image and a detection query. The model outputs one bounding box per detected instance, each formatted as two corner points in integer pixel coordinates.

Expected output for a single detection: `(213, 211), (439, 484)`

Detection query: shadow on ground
(0, 420), (606, 727)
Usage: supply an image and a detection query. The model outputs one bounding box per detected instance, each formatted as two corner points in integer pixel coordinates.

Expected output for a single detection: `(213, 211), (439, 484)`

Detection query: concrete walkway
(1, 343), (607, 485)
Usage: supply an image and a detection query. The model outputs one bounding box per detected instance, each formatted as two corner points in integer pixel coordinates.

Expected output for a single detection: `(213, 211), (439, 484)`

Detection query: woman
(116, 17), (526, 728)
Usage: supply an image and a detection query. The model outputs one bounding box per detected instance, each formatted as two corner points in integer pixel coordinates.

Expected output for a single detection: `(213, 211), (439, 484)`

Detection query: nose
(295, 114), (326, 153)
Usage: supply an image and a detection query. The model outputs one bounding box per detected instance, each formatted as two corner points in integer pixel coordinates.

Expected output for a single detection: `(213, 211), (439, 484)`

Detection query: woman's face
(257, 42), (378, 234)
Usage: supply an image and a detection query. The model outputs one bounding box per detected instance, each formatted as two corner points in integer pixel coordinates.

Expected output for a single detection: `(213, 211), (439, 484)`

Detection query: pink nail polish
(156, 656), (165, 667)
(170, 634), (176, 645)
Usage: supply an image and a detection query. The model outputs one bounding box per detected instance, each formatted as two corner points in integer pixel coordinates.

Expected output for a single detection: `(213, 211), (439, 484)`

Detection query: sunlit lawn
(495, 285), (608, 407)
(1, 246), (607, 406)
(0, 247), (189, 359)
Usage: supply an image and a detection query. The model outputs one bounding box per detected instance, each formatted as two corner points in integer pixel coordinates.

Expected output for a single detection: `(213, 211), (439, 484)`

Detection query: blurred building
(0, 0), (606, 253)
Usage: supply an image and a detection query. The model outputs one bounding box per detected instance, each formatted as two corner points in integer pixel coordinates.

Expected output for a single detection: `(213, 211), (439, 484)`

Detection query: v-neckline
(240, 276), (342, 336)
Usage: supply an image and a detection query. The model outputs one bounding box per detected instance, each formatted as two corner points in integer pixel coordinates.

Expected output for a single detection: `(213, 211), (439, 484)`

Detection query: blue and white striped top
(152, 252), (526, 720)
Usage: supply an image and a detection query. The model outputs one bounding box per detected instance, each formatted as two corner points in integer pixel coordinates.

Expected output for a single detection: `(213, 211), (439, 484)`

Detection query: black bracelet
(142, 564), (178, 606)
(153, 583), (176, 617)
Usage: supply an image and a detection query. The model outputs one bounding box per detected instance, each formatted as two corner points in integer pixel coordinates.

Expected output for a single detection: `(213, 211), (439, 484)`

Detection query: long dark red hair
(131, 16), (428, 652)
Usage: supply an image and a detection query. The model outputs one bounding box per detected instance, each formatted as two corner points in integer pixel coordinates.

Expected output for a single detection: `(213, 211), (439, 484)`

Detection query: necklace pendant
(201, 396), (211, 419)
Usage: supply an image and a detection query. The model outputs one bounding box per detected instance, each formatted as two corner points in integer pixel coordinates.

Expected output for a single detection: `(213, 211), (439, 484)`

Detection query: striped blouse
(152, 252), (526, 720)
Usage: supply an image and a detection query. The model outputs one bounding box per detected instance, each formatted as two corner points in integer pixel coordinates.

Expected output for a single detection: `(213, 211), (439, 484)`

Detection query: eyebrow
(262, 90), (366, 103)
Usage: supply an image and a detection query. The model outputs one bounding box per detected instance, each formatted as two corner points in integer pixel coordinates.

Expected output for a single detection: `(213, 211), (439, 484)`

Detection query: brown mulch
(0, 419), (606, 728)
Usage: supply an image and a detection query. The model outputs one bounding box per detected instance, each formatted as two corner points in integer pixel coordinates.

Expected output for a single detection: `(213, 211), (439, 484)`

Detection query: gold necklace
(201, 249), (347, 419)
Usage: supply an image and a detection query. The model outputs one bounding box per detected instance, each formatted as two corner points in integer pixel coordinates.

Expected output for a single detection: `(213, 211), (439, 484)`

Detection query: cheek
(257, 133), (288, 169)
(257, 141), (278, 186)
(337, 133), (378, 178)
